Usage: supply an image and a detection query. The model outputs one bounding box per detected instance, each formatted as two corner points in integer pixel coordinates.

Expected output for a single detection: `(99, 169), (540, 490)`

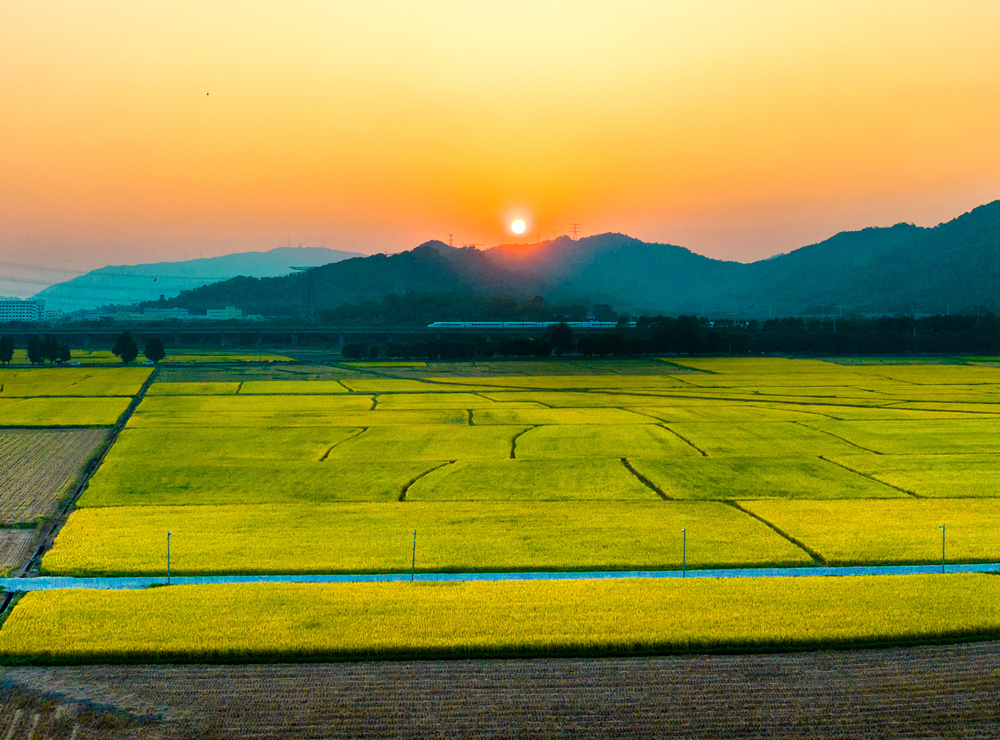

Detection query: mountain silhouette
(32, 246), (362, 313)
(143, 200), (1000, 319)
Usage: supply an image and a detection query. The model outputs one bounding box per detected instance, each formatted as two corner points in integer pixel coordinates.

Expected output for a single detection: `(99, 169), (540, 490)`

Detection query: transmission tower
(569, 222), (582, 238)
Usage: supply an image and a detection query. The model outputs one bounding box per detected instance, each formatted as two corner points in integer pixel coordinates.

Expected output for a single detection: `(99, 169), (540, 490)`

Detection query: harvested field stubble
(0, 429), (107, 522)
(2, 645), (998, 740)
(0, 529), (38, 575)
(2, 575), (1000, 663)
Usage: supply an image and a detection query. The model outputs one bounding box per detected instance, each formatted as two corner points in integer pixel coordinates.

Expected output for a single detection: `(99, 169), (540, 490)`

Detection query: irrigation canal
(3, 562), (1000, 591)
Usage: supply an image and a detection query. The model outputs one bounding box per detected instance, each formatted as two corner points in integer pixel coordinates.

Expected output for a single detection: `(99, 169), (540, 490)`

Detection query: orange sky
(3, 0), (1000, 294)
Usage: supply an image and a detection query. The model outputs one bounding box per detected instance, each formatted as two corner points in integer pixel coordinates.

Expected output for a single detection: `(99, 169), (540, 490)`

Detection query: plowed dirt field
(0, 642), (997, 738)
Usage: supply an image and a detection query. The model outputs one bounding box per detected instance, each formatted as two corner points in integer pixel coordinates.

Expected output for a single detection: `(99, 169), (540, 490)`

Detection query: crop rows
(0, 529), (38, 576)
(0, 429), (107, 523)
(2, 642), (998, 739)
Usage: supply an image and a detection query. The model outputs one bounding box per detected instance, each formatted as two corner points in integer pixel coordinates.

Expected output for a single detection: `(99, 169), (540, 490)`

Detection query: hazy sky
(3, 0), (1000, 295)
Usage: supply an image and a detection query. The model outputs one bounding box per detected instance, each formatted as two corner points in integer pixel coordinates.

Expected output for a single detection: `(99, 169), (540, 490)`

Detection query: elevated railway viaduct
(0, 322), (621, 350)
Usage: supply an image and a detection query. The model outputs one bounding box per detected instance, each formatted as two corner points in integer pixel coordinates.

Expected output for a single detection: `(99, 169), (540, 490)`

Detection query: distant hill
(32, 246), (363, 313)
(157, 200), (1000, 319)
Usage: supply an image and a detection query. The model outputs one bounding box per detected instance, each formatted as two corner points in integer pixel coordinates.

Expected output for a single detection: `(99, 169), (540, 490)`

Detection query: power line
(0, 261), (85, 276)
(569, 222), (582, 238)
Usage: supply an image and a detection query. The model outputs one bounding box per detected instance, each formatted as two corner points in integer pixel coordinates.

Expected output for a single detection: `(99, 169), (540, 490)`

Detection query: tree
(42, 334), (61, 364)
(0, 336), (13, 365)
(58, 343), (71, 363)
(26, 335), (45, 365)
(144, 337), (166, 363)
(544, 321), (575, 356)
(112, 331), (139, 364)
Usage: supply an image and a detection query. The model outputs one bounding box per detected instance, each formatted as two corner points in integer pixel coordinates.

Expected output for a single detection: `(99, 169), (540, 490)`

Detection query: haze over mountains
(26, 200), (1000, 319)
(145, 200), (1000, 319)
(31, 247), (362, 313)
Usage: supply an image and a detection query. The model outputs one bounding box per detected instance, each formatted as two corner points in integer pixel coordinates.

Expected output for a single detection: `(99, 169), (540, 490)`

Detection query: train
(426, 321), (635, 329)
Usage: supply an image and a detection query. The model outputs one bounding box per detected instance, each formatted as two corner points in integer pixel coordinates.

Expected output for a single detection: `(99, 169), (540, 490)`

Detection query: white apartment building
(0, 300), (45, 322)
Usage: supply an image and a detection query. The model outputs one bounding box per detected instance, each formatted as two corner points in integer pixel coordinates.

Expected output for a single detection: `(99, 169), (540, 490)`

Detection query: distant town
(0, 299), (262, 324)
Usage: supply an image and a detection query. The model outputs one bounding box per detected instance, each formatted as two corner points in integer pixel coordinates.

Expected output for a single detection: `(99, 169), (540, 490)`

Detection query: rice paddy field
(5, 355), (1000, 663)
(2, 574), (999, 663)
(40, 356), (1000, 576)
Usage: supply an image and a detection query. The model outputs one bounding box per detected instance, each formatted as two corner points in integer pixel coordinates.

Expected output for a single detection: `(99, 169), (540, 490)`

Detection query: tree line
(0, 332), (166, 366)
(339, 313), (1000, 360)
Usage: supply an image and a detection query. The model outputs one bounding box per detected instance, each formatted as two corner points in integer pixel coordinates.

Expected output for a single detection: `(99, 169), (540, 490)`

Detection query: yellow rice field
(40, 501), (811, 575)
(741, 499), (1000, 565)
(3, 574), (999, 663)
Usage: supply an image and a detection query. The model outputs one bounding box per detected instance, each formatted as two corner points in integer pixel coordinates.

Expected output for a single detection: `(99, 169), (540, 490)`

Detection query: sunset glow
(3, 1), (1000, 294)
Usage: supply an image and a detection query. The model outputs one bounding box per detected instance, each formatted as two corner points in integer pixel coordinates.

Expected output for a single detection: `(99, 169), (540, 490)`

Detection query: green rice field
(8, 355), (1000, 661)
(35, 355), (1000, 575)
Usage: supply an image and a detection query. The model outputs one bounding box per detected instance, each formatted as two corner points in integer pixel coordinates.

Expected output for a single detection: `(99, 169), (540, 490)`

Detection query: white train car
(426, 321), (633, 329)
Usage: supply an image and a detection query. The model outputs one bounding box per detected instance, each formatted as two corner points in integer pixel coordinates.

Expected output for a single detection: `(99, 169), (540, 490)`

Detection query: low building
(143, 307), (191, 321)
(206, 306), (243, 320)
(0, 299), (45, 322)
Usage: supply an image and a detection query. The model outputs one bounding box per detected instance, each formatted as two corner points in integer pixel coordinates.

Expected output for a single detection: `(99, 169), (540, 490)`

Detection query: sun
(511, 219), (526, 234)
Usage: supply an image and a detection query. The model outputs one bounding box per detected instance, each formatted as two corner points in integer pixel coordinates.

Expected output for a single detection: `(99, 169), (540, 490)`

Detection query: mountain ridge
(28, 199), (1000, 319)
(31, 246), (363, 313)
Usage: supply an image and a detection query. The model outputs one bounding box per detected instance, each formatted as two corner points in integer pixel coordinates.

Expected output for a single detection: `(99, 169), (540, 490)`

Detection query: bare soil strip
(0, 642), (998, 738)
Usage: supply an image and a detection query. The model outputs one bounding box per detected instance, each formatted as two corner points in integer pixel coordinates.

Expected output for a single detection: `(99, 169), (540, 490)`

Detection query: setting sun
(511, 219), (526, 235)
